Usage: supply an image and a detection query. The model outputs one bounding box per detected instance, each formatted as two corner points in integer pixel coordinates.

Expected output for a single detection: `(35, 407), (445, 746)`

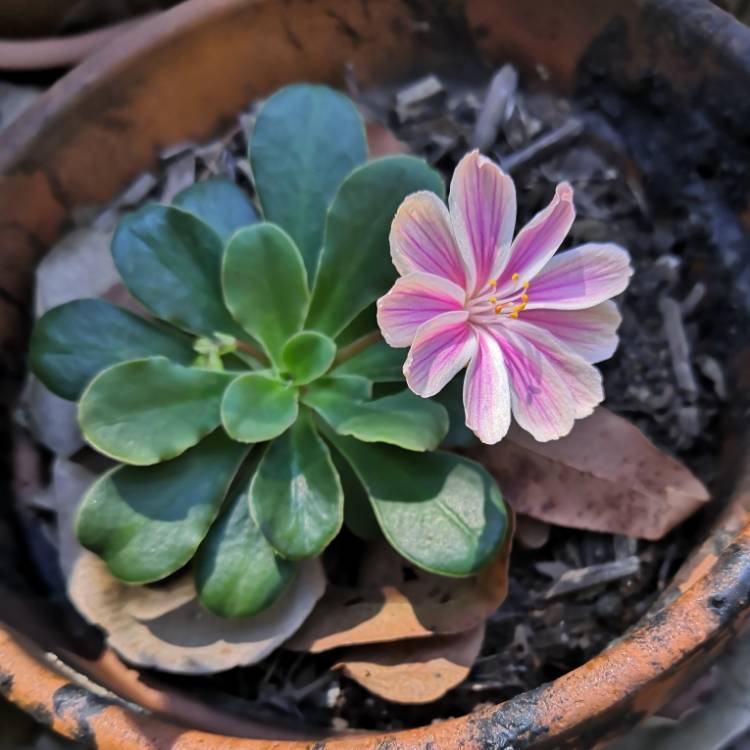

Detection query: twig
(501, 117), (584, 174)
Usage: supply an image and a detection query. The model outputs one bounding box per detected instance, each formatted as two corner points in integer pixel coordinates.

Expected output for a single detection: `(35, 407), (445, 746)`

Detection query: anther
(494, 305), (504, 314)
(489, 296), (497, 304)
(521, 293), (529, 303)
(489, 279), (497, 288)
(522, 280), (530, 290)
(510, 311), (519, 319)
(511, 273), (520, 281)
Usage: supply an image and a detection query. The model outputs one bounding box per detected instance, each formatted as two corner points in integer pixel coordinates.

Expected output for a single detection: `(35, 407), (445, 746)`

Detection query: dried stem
(333, 330), (382, 366)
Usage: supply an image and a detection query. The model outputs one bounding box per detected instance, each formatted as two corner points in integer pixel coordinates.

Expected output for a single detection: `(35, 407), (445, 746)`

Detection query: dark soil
(9, 61), (750, 734)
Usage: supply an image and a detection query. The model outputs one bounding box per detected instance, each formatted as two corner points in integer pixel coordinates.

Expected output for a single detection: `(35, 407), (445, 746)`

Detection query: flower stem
(236, 339), (270, 366)
(333, 331), (382, 366)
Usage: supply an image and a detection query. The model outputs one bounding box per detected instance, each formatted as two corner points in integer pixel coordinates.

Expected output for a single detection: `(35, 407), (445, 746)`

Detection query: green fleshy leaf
(76, 430), (249, 584)
(173, 178), (258, 241)
(250, 83), (367, 277)
(332, 339), (406, 382)
(221, 372), (298, 443)
(305, 374), (372, 404)
(434, 373), (479, 448)
(195, 475), (295, 617)
(249, 409), (342, 560)
(112, 204), (244, 338)
(303, 387), (448, 452)
(331, 449), (380, 541)
(222, 223), (308, 364)
(28, 299), (193, 401)
(78, 357), (233, 465)
(306, 156), (445, 337)
(323, 429), (508, 577)
(281, 331), (336, 385)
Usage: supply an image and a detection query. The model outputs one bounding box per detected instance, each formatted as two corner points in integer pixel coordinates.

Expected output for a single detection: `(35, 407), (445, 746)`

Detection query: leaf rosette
(29, 84), (509, 618)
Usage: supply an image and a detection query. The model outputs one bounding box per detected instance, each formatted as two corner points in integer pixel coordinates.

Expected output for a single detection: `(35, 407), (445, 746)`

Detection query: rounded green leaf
(250, 83), (367, 276)
(323, 429), (508, 577)
(250, 410), (343, 560)
(195, 476), (295, 618)
(173, 178), (258, 242)
(306, 156), (445, 337)
(78, 357), (232, 465)
(222, 223), (308, 364)
(332, 339), (406, 382)
(76, 430), (249, 583)
(112, 204), (244, 338)
(331, 449), (380, 541)
(303, 387), (448, 452)
(281, 331), (336, 384)
(221, 372), (298, 443)
(29, 299), (193, 401)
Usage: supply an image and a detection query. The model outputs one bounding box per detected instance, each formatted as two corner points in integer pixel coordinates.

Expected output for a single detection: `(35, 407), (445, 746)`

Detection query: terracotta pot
(2, 0), (750, 747)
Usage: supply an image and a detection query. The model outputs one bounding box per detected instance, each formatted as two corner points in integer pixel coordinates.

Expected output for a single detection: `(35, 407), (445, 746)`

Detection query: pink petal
(390, 191), (467, 286)
(492, 319), (604, 438)
(449, 150), (516, 295)
(488, 324), (575, 442)
(524, 243), (632, 310)
(519, 302), (622, 363)
(377, 272), (466, 347)
(463, 328), (511, 444)
(497, 182), (575, 290)
(404, 311), (476, 397)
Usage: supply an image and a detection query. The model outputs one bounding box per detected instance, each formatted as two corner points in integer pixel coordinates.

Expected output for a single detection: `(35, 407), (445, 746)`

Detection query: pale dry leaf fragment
(472, 407), (709, 541)
(286, 515), (513, 653)
(335, 623), (485, 704)
(68, 552), (326, 674)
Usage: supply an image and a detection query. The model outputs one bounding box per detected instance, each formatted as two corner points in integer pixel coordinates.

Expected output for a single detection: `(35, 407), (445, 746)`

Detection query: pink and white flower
(377, 150), (632, 444)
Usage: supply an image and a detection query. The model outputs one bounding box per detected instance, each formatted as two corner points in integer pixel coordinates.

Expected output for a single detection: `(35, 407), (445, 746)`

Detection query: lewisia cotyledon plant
(377, 150), (633, 444)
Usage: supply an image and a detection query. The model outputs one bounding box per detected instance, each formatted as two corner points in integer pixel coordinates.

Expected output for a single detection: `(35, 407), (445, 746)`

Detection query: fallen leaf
(366, 121), (410, 158)
(335, 623), (485, 704)
(286, 513), (513, 653)
(471, 407), (709, 541)
(68, 552), (326, 674)
(514, 514), (550, 549)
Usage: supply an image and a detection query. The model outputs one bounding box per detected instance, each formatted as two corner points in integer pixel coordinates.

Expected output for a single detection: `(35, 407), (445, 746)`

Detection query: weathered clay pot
(1, 1), (750, 747)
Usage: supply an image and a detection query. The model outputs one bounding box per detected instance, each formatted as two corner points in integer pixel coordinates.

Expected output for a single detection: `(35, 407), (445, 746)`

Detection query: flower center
(468, 272), (531, 323)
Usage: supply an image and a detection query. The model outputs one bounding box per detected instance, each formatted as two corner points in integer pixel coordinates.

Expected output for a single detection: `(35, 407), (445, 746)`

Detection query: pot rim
(2, 0), (750, 747)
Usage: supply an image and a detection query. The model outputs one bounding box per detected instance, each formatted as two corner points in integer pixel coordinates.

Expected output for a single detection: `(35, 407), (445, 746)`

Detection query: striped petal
(463, 327), (511, 444)
(390, 191), (467, 287)
(490, 319), (604, 440)
(377, 272), (466, 347)
(449, 150), (516, 296)
(525, 243), (632, 310)
(519, 302), (622, 363)
(404, 311), (476, 398)
(496, 182), (575, 292)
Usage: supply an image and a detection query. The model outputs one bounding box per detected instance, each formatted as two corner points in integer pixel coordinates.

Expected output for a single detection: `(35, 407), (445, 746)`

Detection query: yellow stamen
(489, 279), (497, 288)
(510, 311), (519, 319)
(513, 304), (525, 313)
(521, 293), (529, 303)
(489, 296), (497, 304)
(511, 273), (520, 281)
(522, 280), (530, 290)
(494, 305), (504, 314)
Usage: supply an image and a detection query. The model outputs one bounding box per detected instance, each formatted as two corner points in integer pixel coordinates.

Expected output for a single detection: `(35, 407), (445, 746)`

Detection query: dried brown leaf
(472, 407), (709, 540)
(335, 623), (485, 704)
(286, 514), (513, 653)
(365, 121), (409, 158)
(68, 552), (326, 674)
